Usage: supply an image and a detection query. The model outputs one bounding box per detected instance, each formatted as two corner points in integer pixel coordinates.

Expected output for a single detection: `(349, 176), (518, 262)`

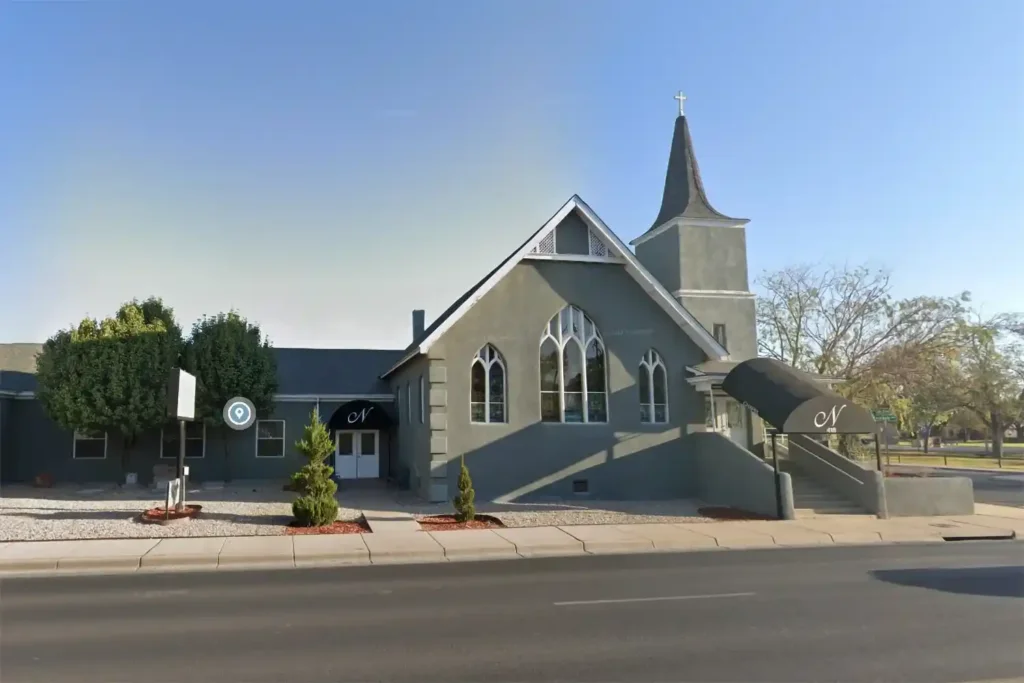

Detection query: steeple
(642, 100), (744, 235)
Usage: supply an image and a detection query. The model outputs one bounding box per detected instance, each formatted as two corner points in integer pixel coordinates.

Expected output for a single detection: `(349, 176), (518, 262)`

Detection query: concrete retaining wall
(692, 432), (795, 520)
(883, 476), (975, 517)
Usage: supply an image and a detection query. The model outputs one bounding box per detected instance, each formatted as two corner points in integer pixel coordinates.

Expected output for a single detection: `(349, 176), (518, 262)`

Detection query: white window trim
(470, 344), (507, 424)
(539, 305), (608, 425)
(639, 349), (670, 424)
(159, 423), (207, 459)
(72, 430), (108, 460)
(419, 375), (425, 424)
(255, 419), (286, 458)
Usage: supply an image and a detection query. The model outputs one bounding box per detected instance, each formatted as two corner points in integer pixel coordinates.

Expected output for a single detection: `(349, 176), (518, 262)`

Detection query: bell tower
(631, 94), (757, 360)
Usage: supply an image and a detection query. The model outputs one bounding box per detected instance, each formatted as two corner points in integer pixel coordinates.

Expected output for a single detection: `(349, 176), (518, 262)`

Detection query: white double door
(335, 430), (379, 480)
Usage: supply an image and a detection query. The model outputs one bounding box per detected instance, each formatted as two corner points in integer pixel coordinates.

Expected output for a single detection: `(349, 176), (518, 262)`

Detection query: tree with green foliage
(452, 457), (476, 522)
(181, 312), (277, 481)
(291, 410), (339, 527)
(960, 317), (1024, 460)
(35, 298), (183, 482)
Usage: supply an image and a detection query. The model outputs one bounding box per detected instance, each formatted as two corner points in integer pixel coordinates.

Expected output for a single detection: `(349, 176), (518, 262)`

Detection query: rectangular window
(713, 323), (728, 350)
(73, 430), (107, 460)
(255, 420), (286, 458)
(160, 422), (206, 459)
(419, 375), (425, 424)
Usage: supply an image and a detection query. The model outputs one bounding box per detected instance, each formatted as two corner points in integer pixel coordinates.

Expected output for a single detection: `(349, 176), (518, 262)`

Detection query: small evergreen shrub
(290, 410), (339, 527)
(452, 457), (476, 522)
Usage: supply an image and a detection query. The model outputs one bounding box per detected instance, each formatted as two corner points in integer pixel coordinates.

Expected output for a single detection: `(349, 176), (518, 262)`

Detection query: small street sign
(872, 410), (897, 423)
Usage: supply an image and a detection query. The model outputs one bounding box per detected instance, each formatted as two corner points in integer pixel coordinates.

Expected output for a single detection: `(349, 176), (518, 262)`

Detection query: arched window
(471, 344), (506, 423)
(639, 349), (668, 423)
(539, 305), (607, 423)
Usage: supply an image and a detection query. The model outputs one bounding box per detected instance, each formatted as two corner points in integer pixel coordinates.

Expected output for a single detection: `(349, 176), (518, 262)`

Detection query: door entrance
(335, 430), (380, 480)
(709, 397), (749, 448)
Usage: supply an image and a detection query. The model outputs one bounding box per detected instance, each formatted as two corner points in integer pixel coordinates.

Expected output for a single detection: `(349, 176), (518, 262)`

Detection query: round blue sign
(223, 397), (256, 430)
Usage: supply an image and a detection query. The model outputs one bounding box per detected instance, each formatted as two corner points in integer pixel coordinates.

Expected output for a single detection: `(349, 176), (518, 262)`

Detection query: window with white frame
(471, 344), (506, 423)
(160, 422), (206, 459)
(255, 420), (285, 458)
(419, 375), (425, 423)
(72, 430), (107, 460)
(539, 305), (607, 423)
(639, 349), (669, 424)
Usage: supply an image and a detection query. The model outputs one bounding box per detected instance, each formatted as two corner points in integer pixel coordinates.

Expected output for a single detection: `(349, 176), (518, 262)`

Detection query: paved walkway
(2, 504), (1021, 577)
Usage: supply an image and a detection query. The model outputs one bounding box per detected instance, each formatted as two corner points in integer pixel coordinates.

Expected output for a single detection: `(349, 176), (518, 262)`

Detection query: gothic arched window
(539, 305), (607, 423)
(471, 344), (506, 423)
(639, 349), (668, 423)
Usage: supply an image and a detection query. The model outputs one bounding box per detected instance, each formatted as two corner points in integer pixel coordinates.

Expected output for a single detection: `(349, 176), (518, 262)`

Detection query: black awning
(721, 358), (877, 435)
(327, 400), (392, 431)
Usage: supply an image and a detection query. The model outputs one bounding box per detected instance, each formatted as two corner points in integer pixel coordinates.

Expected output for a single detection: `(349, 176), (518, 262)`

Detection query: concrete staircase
(779, 460), (867, 518)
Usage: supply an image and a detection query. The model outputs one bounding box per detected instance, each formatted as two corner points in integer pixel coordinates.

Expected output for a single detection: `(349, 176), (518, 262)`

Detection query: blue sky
(2, 0), (1021, 347)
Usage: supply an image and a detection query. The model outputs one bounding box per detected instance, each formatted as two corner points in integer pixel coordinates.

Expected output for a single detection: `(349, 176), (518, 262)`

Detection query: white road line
(553, 592), (755, 607)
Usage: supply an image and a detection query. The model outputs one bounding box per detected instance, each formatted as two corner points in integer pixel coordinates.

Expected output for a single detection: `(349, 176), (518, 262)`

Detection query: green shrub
(452, 457), (476, 522)
(290, 410), (339, 527)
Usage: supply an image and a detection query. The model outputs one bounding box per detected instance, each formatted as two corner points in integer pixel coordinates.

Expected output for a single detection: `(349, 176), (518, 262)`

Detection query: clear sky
(2, 0), (1021, 348)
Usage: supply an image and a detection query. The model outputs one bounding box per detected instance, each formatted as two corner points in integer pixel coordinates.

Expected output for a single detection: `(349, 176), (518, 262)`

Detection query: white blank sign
(167, 369), (197, 421)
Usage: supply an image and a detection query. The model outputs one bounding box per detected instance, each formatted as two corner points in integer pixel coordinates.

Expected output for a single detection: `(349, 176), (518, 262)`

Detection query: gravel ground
(1, 485), (715, 541)
(0, 485), (362, 542)
(419, 500), (719, 528)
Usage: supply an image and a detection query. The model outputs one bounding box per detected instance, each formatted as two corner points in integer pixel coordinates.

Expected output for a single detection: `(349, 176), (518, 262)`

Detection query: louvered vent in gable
(530, 231), (556, 255)
(588, 229), (609, 257)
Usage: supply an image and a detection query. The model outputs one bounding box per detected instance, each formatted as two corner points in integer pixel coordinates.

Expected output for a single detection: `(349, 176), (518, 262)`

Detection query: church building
(0, 99), (766, 503)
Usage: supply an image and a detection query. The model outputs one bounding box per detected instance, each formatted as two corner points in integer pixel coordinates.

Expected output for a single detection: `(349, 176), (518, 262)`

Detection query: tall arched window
(639, 349), (668, 423)
(539, 305), (607, 423)
(471, 344), (506, 423)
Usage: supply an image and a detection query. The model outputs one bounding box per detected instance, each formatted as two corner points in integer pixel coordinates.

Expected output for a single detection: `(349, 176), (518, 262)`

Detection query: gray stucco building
(0, 107), (770, 504)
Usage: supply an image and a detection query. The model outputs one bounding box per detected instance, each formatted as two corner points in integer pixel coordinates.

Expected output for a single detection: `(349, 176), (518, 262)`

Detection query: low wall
(691, 432), (795, 520)
(884, 477), (975, 517)
(787, 435), (887, 517)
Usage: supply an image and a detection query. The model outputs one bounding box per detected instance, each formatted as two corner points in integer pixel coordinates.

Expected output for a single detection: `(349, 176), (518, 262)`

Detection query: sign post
(167, 369), (197, 512)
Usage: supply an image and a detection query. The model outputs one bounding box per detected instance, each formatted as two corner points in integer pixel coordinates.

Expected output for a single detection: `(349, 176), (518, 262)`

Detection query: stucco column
(426, 360), (449, 503)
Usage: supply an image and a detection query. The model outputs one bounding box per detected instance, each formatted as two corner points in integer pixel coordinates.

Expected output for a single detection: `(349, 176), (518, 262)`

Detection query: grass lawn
(880, 453), (1024, 470)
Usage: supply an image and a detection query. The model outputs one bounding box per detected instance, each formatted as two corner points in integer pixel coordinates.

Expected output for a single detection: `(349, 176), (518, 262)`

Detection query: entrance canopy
(328, 399), (392, 431)
(721, 358), (876, 435)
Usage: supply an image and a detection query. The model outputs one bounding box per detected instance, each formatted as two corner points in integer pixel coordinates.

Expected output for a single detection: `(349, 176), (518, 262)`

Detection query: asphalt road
(3, 543), (1023, 683)
(887, 465), (1024, 507)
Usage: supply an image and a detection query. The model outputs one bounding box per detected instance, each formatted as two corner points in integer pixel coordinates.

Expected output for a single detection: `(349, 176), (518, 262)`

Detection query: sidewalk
(2, 506), (1021, 577)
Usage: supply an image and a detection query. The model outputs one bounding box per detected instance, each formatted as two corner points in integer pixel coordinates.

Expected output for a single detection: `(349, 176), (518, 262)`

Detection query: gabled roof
(633, 115), (747, 245)
(382, 195), (729, 378)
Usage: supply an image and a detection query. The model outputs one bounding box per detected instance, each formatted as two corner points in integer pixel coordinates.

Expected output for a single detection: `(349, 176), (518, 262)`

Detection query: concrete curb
(1, 532), (1018, 580)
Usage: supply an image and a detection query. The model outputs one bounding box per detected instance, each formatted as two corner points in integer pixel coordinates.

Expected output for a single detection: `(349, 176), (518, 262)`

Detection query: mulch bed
(139, 504), (203, 525)
(285, 517), (371, 535)
(697, 506), (775, 521)
(417, 514), (505, 531)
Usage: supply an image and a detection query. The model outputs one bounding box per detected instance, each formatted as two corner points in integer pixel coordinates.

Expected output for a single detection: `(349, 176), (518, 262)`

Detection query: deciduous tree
(959, 317), (1024, 459)
(181, 312), (277, 480)
(35, 298), (182, 482)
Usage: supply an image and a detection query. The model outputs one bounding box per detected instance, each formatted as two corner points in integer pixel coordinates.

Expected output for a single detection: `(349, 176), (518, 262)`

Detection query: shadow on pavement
(871, 565), (1024, 598)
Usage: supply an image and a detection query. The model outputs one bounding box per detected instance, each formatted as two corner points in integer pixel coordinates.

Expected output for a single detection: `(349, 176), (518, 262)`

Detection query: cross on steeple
(674, 91), (687, 116)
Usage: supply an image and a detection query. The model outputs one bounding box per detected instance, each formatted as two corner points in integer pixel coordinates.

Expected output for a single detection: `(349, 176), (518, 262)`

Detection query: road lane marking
(553, 592), (755, 607)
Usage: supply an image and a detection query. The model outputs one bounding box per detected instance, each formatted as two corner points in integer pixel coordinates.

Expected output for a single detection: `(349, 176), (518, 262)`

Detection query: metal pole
(771, 432), (783, 520)
(176, 419), (186, 512)
(874, 432), (883, 472)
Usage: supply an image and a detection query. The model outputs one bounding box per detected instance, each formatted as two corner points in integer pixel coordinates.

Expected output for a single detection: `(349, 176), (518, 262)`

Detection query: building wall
(387, 356), (431, 495)
(429, 259), (712, 502)
(0, 397), (396, 486)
